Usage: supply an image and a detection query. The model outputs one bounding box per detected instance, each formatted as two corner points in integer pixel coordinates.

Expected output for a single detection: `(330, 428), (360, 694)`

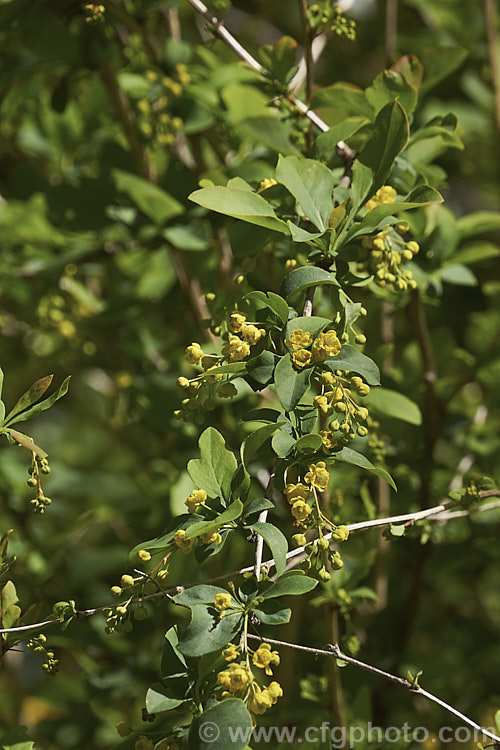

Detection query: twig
(254, 469), (276, 579)
(246, 634), (500, 745)
(2, 491), (499, 637)
(184, 0), (353, 158)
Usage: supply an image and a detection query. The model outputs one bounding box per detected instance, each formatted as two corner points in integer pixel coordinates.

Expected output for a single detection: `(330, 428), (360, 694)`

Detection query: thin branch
(254, 468), (276, 579)
(247, 634), (500, 745)
(184, 0), (353, 158)
(2, 491), (498, 637)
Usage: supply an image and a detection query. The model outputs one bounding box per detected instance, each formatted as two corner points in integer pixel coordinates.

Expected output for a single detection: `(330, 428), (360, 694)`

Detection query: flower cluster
(26, 634), (59, 675)
(176, 311), (265, 421)
(285, 328), (341, 369)
(134, 66), (189, 144)
(358, 189), (420, 292)
(308, 2), (356, 40)
(217, 641), (283, 716)
(84, 3), (105, 22)
(313, 370), (372, 450)
(284, 482), (312, 524)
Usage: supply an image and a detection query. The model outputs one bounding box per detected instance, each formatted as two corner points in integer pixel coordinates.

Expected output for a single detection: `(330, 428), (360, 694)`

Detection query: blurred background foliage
(0, 0), (499, 747)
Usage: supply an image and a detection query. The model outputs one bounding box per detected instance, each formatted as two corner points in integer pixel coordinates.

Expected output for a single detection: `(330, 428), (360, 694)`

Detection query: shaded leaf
(249, 522), (288, 576)
(274, 354), (311, 411)
(189, 187), (289, 234)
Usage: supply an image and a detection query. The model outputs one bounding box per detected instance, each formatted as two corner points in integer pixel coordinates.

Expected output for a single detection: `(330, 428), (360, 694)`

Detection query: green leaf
(452, 241), (500, 265)
(4, 376), (71, 427)
(274, 354), (311, 411)
(456, 211), (500, 239)
(272, 428), (296, 457)
(242, 422), (286, 465)
(287, 222), (326, 243)
(331, 447), (397, 490)
(238, 116), (299, 155)
(2, 603), (21, 629)
(252, 600), (291, 625)
(352, 100), (409, 207)
(312, 116), (370, 160)
(391, 54), (423, 90)
(243, 497), (274, 517)
(0, 727), (35, 750)
(245, 290), (289, 325)
(184, 500), (243, 540)
(295, 433), (323, 455)
(494, 709), (500, 735)
(145, 685), (185, 714)
(177, 606), (242, 657)
(437, 264), (477, 286)
(419, 45), (468, 94)
(188, 699), (252, 750)
(189, 187), (289, 234)
(284, 316), (332, 340)
(365, 387), (422, 425)
(310, 83), (374, 120)
(325, 345), (380, 386)
(390, 524), (406, 537)
(261, 571), (318, 599)
(242, 408), (283, 423)
(246, 350), (276, 385)
(176, 585), (237, 606)
(280, 266), (339, 299)
(365, 69), (418, 117)
(1, 580), (18, 610)
(275, 155), (335, 231)
(249, 522), (288, 576)
(187, 427), (237, 501)
(3, 375), (53, 424)
(113, 169), (183, 224)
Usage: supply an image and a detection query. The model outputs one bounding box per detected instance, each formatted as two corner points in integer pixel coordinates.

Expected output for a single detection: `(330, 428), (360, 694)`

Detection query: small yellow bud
(138, 549), (152, 562)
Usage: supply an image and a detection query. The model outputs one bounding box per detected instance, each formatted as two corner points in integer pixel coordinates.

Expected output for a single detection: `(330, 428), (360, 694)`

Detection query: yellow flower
(201, 530), (222, 545)
(185, 342), (204, 365)
(249, 687), (274, 715)
(222, 336), (250, 362)
(284, 482), (309, 504)
(304, 461), (330, 492)
(229, 313), (247, 332)
(222, 644), (239, 662)
(285, 328), (312, 350)
(259, 178), (277, 191)
(291, 348), (312, 369)
(313, 395), (331, 415)
(331, 525), (350, 542)
(267, 681), (284, 703)
(173, 529), (197, 553)
(320, 429), (337, 452)
(326, 386), (344, 404)
(252, 643), (280, 675)
(218, 663), (253, 694)
(312, 330), (341, 361)
(240, 324), (261, 344)
(291, 499), (312, 522)
(365, 185), (397, 211)
(214, 592), (233, 611)
(285, 258), (298, 272)
(217, 382), (237, 398)
(185, 489), (207, 513)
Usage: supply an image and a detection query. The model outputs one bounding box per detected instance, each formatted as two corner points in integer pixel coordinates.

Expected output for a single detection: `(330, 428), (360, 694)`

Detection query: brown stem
(484, 0), (500, 129)
(101, 0), (162, 58)
(100, 60), (212, 339)
(385, 0), (398, 62)
(100, 60), (156, 182)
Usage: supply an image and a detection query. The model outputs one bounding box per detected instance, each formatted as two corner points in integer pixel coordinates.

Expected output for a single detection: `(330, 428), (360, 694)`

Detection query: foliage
(0, 0), (500, 749)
